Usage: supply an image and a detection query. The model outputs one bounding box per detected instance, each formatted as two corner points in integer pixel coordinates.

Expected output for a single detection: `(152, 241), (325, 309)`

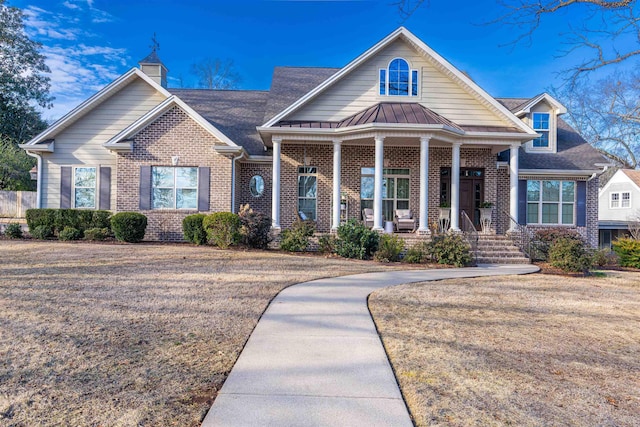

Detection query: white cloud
(62, 1), (80, 10)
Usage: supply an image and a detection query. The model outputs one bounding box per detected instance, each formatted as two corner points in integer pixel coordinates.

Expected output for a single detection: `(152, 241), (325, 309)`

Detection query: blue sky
(12, 0), (610, 121)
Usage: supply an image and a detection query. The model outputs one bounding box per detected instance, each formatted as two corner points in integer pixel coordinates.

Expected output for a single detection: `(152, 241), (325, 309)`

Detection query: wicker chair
(394, 209), (416, 232)
(362, 208), (374, 228)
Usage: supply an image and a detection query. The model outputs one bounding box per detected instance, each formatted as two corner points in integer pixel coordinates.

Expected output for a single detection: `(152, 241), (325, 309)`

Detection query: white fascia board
(18, 141), (54, 152)
(463, 131), (536, 141)
(514, 93), (568, 116)
(520, 169), (601, 176)
(601, 169), (640, 194)
(242, 155), (273, 163)
(103, 95), (238, 148)
(263, 27), (537, 136)
(213, 145), (244, 156)
(25, 68), (171, 146)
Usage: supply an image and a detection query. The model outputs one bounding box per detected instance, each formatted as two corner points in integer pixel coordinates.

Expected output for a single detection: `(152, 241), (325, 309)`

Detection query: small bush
(110, 212), (147, 243)
(592, 248), (618, 267)
(25, 208), (56, 232)
(334, 220), (379, 260)
(30, 224), (53, 240)
(84, 227), (110, 241)
(90, 211), (112, 230)
(280, 220), (315, 252)
(203, 212), (241, 249)
(318, 234), (337, 254)
(182, 214), (207, 245)
(238, 205), (272, 249)
(374, 234), (405, 263)
(534, 228), (583, 259)
(427, 234), (472, 267)
(548, 237), (593, 273)
(612, 238), (640, 268)
(59, 226), (82, 241)
(4, 223), (23, 239)
(404, 241), (428, 264)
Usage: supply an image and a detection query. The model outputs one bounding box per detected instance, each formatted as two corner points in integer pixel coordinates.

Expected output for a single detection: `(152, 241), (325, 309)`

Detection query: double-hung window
(73, 167), (97, 208)
(151, 166), (198, 209)
(379, 58), (418, 96)
(298, 166), (317, 221)
(527, 180), (575, 225)
(532, 113), (550, 148)
(610, 192), (631, 208)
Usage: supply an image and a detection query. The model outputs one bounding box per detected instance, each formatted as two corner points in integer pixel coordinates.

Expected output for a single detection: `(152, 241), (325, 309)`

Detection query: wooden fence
(0, 191), (37, 218)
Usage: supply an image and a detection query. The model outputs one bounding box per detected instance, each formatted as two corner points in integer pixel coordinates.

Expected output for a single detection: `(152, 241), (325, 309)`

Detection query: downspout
(25, 150), (42, 208)
(230, 151), (245, 213)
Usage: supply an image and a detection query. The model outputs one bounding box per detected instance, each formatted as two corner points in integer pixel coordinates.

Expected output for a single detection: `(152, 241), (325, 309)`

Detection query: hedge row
(26, 208), (111, 235)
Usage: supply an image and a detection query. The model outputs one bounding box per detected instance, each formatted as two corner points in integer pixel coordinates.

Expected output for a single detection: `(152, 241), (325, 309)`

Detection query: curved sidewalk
(202, 264), (539, 427)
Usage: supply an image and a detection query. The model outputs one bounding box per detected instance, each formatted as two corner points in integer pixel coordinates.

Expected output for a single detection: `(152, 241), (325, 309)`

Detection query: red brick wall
(116, 106), (232, 241)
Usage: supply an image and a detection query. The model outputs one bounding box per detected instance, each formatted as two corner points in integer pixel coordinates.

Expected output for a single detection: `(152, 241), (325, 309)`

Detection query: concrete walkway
(202, 264), (539, 427)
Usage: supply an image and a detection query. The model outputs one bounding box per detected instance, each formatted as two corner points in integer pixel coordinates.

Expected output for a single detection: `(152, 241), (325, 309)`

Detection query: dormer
(138, 49), (168, 88)
(513, 93), (567, 154)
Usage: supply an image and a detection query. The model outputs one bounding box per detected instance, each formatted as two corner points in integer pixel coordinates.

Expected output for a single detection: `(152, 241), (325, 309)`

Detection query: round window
(249, 175), (264, 197)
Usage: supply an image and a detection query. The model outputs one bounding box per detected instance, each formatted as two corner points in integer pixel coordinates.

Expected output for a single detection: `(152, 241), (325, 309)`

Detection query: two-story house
(598, 169), (640, 248)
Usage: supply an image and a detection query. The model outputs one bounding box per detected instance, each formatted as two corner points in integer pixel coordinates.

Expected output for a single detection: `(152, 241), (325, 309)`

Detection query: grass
(369, 271), (640, 426)
(0, 240), (404, 427)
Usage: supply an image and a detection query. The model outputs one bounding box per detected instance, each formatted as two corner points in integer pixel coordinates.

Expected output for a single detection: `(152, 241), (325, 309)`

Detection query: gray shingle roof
(497, 98), (608, 171)
(139, 50), (165, 65)
(263, 67), (339, 123)
(169, 89), (269, 156)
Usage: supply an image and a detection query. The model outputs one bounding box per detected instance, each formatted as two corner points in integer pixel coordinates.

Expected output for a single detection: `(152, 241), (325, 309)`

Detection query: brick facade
(237, 162), (272, 215)
(116, 106), (232, 241)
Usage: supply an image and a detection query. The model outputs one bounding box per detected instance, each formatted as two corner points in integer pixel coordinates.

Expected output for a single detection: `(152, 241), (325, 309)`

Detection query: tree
(190, 58), (241, 89)
(0, 0), (51, 190)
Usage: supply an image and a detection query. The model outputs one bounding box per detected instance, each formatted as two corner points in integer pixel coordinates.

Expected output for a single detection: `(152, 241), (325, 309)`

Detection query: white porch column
(450, 142), (462, 231)
(271, 137), (282, 230)
(510, 142), (520, 230)
(331, 139), (342, 231)
(418, 136), (430, 233)
(373, 135), (384, 231)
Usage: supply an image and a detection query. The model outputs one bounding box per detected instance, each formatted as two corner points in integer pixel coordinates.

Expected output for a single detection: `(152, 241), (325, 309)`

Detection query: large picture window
(298, 166), (317, 221)
(532, 112), (550, 148)
(379, 58), (418, 96)
(74, 167), (97, 208)
(360, 168), (410, 221)
(527, 180), (575, 225)
(152, 166), (198, 209)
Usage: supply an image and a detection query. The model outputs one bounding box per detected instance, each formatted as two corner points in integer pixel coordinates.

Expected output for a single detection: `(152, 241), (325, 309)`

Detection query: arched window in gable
(379, 58), (418, 96)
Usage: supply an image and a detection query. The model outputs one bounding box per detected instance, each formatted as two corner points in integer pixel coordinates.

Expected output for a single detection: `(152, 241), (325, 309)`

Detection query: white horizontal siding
(288, 39), (510, 127)
(40, 77), (166, 209)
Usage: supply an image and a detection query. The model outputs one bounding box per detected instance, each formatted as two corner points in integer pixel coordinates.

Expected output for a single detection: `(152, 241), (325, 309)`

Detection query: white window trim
(610, 191), (631, 209)
(527, 180), (576, 226)
(73, 166), (98, 209)
(532, 112), (550, 148)
(378, 57), (419, 97)
(525, 110), (557, 154)
(151, 166), (199, 210)
(298, 166), (318, 221)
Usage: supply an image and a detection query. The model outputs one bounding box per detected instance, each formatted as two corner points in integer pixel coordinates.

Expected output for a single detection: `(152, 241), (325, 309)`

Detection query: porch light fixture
(171, 156), (179, 166)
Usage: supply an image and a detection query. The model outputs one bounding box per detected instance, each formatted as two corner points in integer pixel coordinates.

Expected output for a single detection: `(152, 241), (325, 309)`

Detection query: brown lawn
(369, 272), (640, 427)
(0, 240), (404, 427)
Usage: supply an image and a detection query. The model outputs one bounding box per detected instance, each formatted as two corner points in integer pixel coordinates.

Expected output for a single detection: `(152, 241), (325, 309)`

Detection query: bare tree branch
(190, 58), (241, 90)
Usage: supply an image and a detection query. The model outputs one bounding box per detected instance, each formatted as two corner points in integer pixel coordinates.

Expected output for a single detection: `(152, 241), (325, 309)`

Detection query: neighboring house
(21, 27), (608, 245)
(598, 169), (640, 248)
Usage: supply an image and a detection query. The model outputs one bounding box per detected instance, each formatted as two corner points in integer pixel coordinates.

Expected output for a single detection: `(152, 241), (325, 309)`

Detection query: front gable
(266, 28), (533, 135)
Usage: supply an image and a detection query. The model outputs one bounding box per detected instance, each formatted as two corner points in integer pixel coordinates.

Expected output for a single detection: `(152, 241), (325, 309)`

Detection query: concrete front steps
(474, 234), (530, 264)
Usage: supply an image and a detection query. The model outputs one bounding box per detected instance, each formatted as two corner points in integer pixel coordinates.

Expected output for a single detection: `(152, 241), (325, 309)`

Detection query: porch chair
(362, 208), (374, 228)
(394, 209), (416, 232)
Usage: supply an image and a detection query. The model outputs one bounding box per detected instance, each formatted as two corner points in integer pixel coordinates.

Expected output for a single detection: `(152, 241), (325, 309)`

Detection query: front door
(441, 168), (485, 230)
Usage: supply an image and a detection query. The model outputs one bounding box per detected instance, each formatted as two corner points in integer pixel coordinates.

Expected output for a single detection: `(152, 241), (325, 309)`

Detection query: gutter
(230, 151), (245, 213)
(24, 150), (42, 208)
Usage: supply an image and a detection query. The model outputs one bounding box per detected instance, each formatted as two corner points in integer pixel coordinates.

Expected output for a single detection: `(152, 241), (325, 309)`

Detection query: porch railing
(500, 210), (535, 261)
(460, 210), (478, 266)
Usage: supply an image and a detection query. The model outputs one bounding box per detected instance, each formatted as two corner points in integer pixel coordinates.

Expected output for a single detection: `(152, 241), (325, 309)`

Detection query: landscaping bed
(369, 271), (640, 426)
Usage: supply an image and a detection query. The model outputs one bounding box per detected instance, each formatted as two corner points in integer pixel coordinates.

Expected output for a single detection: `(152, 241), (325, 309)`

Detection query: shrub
(534, 228), (583, 259)
(238, 205), (272, 249)
(426, 234), (472, 267)
(4, 223), (23, 239)
(318, 234), (337, 254)
(374, 234), (405, 262)
(90, 211), (112, 230)
(30, 224), (53, 240)
(404, 241), (428, 264)
(203, 212), (241, 249)
(334, 219), (379, 260)
(548, 237), (593, 273)
(280, 220), (315, 252)
(110, 212), (147, 243)
(592, 248), (618, 267)
(25, 208), (56, 232)
(84, 227), (110, 241)
(182, 214), (207, 245)
(612, 238), (640, 268)
(59, 226), (82, 241)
